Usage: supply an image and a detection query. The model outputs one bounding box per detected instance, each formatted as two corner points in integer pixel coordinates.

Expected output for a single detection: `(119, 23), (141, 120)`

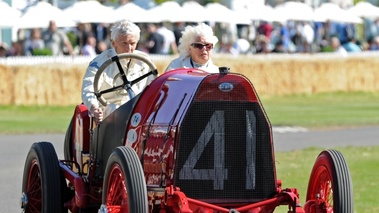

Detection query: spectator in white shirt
(81, 34), (97, 57)
(157, 22), (178, 55)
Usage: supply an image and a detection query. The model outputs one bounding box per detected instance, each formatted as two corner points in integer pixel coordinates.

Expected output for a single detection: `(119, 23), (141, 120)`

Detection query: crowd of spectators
(1, 18), (379, 58)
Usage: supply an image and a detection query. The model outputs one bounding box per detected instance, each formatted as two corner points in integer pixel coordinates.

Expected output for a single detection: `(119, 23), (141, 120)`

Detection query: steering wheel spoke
(93, 53), (158, 106)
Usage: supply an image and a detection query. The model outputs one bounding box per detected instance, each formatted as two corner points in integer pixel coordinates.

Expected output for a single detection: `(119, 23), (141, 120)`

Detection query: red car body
(21, 55), (353, 213)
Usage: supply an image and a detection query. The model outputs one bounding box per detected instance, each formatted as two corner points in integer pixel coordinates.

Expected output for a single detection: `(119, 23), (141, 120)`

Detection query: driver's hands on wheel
(90, 106), (103, 124)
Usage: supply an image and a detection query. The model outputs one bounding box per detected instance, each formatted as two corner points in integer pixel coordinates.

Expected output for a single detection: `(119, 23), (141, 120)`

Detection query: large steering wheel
(93, 53), (158, 107)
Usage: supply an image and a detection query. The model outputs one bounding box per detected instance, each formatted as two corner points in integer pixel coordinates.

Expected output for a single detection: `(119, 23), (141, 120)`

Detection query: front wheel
(21, 142), (67, 213)
(305, 149), (353, 213)
(101, 146), (148, 213)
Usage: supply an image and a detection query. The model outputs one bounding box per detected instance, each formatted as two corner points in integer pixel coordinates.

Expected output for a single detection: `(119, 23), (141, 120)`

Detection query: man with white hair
(81, 19), (154, 124)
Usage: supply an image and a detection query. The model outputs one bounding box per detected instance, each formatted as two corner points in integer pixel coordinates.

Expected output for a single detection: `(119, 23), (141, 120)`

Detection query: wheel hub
(20, 192), (28, 210)
(98, 204), (108, 213)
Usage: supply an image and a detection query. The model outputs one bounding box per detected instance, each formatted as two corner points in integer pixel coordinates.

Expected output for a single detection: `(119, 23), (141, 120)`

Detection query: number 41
(179, 110), (256, 190)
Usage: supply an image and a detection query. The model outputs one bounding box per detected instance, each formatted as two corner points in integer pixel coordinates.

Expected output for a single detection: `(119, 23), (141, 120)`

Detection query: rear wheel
(64, 118), (73, 162)
(306, 149), (353, 213)
(101, 146), (148, 213)
(21, 142), (67, 213)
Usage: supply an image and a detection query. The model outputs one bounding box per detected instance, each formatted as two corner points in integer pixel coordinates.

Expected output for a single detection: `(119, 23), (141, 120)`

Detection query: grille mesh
(175, 101), (276, 202)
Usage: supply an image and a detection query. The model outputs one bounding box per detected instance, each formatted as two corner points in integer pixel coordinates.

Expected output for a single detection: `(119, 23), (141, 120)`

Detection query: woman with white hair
(165, 23), (219, 73)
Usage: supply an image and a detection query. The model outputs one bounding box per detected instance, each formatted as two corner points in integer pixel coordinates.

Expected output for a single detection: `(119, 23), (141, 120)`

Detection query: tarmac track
(1, 126), (378, 212)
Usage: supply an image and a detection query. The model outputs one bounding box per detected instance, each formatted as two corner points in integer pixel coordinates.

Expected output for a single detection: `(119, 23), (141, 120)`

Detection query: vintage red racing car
(21, 53), (353, 213)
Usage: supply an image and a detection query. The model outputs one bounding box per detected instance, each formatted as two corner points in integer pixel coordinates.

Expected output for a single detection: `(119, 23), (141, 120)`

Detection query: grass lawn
(260, 91), (379, 129)
(275, 146), (379, 213)
(0, 105), (73, 134)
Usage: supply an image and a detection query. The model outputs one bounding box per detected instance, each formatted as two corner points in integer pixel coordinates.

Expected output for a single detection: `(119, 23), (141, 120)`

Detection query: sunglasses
(191, 42), (213, 50)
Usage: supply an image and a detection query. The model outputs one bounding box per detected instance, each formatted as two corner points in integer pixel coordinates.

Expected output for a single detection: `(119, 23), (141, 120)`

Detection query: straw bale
(213, 54), (379, 96)
(344, 56), (379, 91)
(11, 64), (86, 106)
(1, 53), (379, 106)
(154, 58), (172, 75)
(0, 64), (14, 104)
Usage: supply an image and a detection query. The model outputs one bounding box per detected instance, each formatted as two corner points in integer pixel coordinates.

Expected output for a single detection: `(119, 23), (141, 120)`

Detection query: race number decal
(179, 111), (227, 190)
(127, 129), (137, 143)
(179, 110), (256, 190)
(130, 113), (141, 127)
(246, 110), (256, 190)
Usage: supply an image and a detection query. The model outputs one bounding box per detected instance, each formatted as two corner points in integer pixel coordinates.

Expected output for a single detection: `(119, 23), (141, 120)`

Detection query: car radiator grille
(175, 101), (277, 203)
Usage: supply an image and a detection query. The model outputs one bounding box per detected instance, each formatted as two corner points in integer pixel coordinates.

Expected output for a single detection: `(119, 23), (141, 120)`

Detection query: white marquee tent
(63, 0), (115, 24)
(16, 1), (76, 29)
(147, 1), (185, 23)
(181, 1), (209, 23)
(273, 1), (315, 22)
(114, 2), (150, 23)
(0, 1), (21, 27)
(0, 1), (373, 31)
(347, 1), (379, 19)
(314, 2), (362, 23)
(234, 3), (274, 22)
(205, 2), (251, 24)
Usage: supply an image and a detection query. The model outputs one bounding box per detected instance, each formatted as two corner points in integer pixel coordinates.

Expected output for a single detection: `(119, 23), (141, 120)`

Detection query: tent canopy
(314, 2), (362, 23)
(114, 2), (150, 23)
(347, 2), (379, 19)
(273, 1), (315, 22)
(63, 0), (115, 24)
(16, 1), (75, 29)
(0, 1), (21, 27)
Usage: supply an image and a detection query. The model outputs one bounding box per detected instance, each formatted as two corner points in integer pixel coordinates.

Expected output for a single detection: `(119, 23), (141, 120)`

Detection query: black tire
(21, 142), (67, 213)
(306, 149), (354, 213)
(64, 118), (73, 162)
(102, 146), (148, 213)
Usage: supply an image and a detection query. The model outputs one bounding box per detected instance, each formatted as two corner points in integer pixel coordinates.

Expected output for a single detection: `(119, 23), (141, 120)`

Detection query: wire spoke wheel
(309, 163), (334, 211)
(306, 149), (353, 213)
(21, 142), (67, 213)
(106, 164), (128, 211)
(102, 146), (148, 213)
(24, 160), (43, 212)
